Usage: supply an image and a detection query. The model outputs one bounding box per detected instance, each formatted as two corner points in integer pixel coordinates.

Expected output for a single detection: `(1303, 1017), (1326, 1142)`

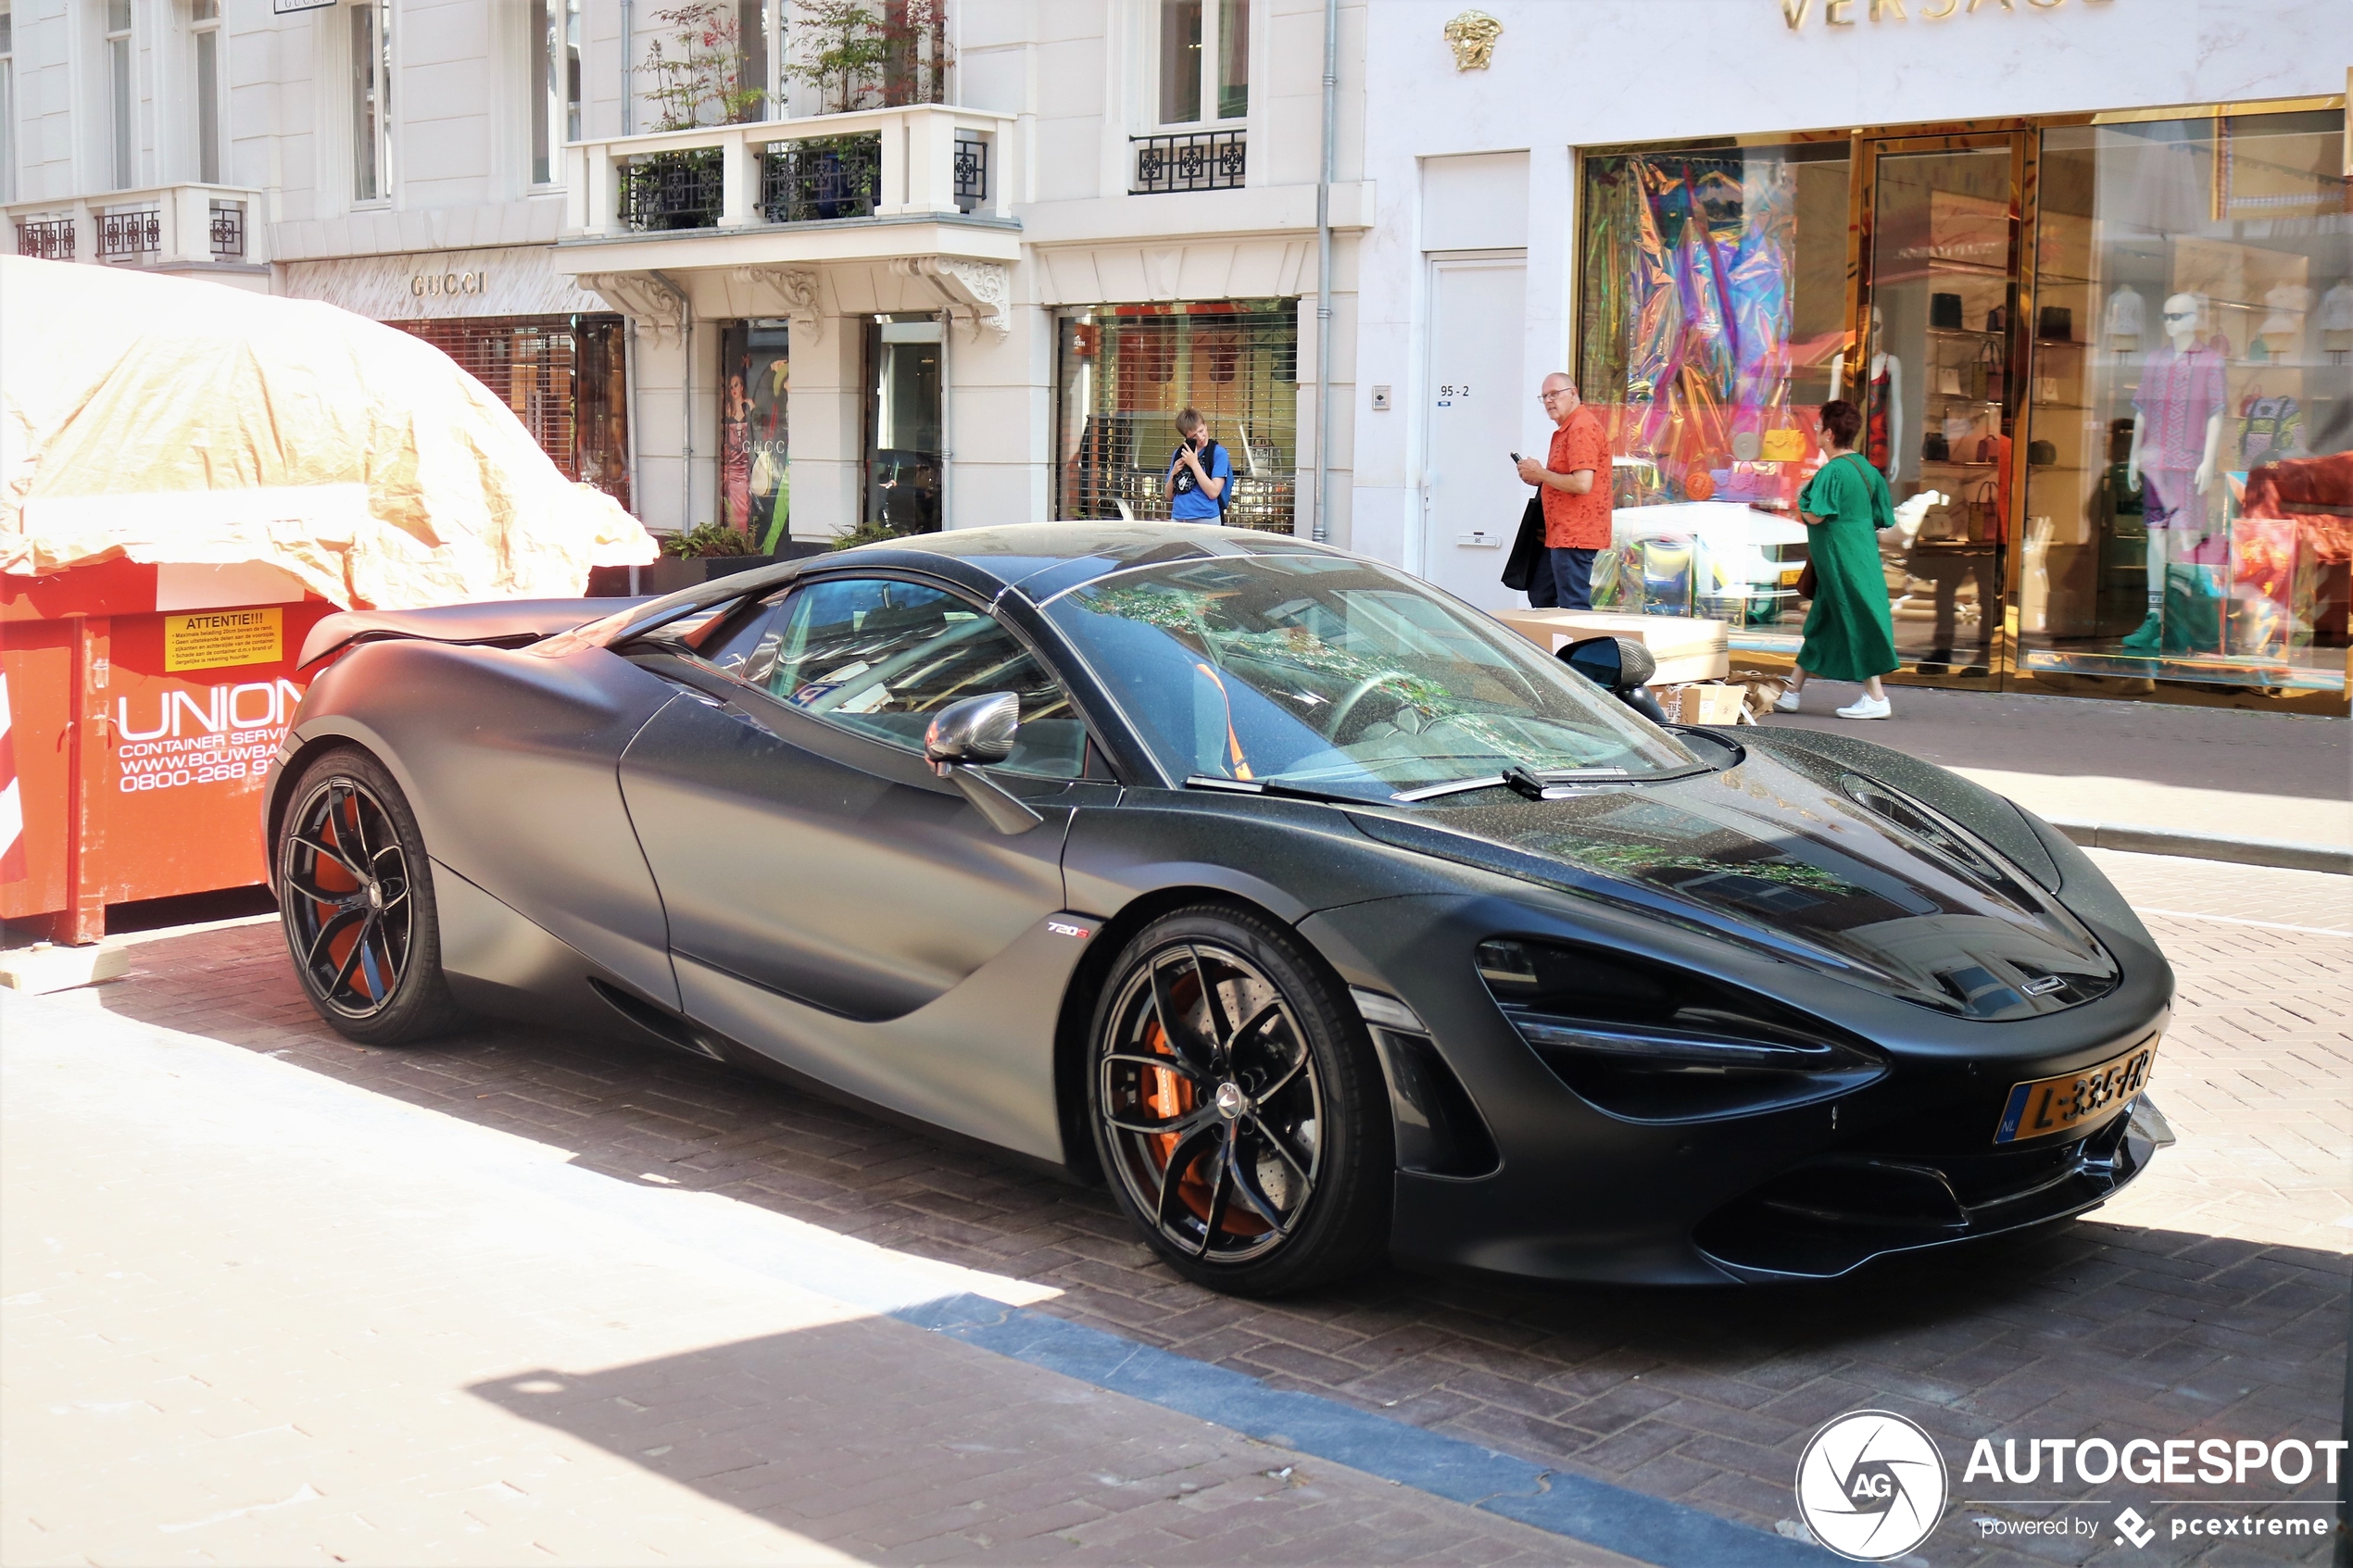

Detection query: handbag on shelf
(1917, 492), (1960, 542)
(1985, 305), (2008, 334)
(1922, 433), (1951, 462)
(1968, 339), (2005, 403)
(2037, 305), (2074, 342)
(1935, 365), (1965, 396)
(1966, 475), (2003, 541)
(1931, 293), (1965, 331)
(2028, 439), (2058, 466)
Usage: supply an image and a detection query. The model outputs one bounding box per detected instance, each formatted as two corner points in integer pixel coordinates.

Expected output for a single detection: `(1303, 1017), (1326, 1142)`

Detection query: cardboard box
(1490, 608), (1731, 684)
(1655, 683), (1749, 726)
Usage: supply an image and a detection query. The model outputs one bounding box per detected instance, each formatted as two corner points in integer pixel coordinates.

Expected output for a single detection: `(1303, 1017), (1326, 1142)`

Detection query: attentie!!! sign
(165, 608), (283, 672)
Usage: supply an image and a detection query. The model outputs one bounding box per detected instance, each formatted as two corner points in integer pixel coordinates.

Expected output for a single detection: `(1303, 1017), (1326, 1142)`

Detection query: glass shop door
(1855, 132), (2029, 683)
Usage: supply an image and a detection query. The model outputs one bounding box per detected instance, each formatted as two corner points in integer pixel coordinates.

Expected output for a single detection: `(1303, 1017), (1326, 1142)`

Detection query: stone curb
(2051, 820), (2353, 877)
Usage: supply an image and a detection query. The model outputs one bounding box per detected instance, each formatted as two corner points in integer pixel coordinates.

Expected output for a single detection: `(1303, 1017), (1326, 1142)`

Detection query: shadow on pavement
(85, 919), (2349, 1559)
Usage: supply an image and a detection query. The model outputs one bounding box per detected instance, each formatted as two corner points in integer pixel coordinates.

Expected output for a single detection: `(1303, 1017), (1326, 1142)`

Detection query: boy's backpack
(1169, 440), (1234, 517)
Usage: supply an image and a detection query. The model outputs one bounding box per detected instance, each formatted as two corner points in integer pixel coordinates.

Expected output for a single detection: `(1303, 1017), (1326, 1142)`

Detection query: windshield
(1039, 555), (1699, 801)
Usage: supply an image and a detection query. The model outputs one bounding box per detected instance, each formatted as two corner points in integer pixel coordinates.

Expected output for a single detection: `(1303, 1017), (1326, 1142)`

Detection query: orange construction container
(1, 559), (336, 943)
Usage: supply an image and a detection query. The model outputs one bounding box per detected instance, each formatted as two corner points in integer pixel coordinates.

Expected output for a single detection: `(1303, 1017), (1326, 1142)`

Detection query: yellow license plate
(1993, 1038), (2158, 1144)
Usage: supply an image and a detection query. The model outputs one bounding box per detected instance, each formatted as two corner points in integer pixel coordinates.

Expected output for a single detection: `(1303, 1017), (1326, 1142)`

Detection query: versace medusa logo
(1442, 10), (1503, 70)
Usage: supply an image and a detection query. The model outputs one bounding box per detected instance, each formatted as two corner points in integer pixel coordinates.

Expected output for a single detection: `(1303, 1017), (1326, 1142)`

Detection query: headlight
(1478, 937), (1885, 1123)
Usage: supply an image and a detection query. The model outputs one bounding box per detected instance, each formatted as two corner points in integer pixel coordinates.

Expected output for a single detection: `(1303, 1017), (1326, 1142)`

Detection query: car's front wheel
(1088, 905), (1391, 1296)
(276, 747), (463, 1046)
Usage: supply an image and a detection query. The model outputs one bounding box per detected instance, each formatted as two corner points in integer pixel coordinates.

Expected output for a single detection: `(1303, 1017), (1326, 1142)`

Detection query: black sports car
(267, 523), (2172, 1296)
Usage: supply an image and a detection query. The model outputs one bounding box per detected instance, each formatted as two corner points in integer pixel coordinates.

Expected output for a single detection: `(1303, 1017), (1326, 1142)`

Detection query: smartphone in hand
(1509, 452), (1522, 462)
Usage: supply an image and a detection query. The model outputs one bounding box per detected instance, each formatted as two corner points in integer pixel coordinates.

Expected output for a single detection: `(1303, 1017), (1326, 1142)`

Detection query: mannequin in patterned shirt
(2120, 293), (2225, 653)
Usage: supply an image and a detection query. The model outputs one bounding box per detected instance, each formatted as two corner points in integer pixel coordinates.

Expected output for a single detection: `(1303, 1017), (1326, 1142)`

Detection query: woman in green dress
(1776, 398), (1898, 720)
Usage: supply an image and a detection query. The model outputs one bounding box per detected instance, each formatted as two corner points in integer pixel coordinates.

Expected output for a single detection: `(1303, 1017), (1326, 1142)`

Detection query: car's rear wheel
(276, 747), (462, 1046)
(1088, 906), (1391, 1296)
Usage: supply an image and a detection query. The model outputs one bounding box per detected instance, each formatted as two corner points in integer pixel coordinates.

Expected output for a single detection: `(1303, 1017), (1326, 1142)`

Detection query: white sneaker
(1836, 694), (1893, 721)
(1772, 689), (1803, 713)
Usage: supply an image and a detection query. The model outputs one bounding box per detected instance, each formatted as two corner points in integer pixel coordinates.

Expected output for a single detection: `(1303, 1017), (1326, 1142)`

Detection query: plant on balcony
(640, 2), (763, 129)
(625, 3), (761, 231)
(782, 0), (951, 115)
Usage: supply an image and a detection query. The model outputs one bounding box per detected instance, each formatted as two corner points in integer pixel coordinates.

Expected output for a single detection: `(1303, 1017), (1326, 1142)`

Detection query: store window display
(1053, 301), (1298, 532)
(719, 320), (790, 548)
(2023, 110), (2349, 696)
(1574, 142), (1853, 646)
(1863, 143), (2018, 677)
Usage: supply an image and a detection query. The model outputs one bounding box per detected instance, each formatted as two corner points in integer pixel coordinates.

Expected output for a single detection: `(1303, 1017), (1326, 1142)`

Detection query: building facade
(2, 0), (1366, 553)
(1355, 1), (2349, 713)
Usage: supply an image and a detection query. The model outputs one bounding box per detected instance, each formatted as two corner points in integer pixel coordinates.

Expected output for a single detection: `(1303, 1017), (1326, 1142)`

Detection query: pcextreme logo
(1794, 1411), (1949, 1562)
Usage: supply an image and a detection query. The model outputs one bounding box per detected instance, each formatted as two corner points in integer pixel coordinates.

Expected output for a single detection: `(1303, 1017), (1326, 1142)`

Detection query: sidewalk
(0, 991), (1635, 1568)
(1763, 684), (2351, 857)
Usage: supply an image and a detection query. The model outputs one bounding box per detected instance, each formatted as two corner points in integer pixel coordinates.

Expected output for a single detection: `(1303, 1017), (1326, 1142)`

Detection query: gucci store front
(1572, 102), (2350, 712)
(281, 246), (633, 512)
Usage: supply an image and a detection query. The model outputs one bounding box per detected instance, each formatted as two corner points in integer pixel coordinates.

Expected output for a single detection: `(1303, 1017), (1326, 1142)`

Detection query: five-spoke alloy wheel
(277, 748), (461, 1045)
(1089, 906), (1390, 1296)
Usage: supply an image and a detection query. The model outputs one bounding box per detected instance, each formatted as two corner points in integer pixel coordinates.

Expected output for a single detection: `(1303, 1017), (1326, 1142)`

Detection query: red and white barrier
(0, 669), (23, 884)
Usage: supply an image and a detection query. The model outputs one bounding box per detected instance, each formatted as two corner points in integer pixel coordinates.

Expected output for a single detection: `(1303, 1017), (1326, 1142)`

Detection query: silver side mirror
(923, 691), (1040, 835)
(925, 691), (1021, 769)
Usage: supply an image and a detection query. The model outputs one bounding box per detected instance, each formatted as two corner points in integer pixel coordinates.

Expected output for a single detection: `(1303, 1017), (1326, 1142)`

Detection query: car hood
(1351, 745), (2117, 1020)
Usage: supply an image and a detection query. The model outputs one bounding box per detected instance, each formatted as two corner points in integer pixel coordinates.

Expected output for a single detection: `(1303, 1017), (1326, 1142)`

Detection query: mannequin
(2257, 282), (2309, 358)
(2105, 284), (2145, 353)
(2321, 280), (2353, 358)
(1829, 306), (1900, 483)
(2120, 292), (2226, 653)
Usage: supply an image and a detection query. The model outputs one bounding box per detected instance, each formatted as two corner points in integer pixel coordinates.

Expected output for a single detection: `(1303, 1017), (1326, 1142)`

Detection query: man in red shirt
(1515, 374), (1611, 609)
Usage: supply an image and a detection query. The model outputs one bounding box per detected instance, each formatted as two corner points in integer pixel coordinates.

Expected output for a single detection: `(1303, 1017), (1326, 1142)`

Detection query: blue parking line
(894, 1293), (1838, 1568)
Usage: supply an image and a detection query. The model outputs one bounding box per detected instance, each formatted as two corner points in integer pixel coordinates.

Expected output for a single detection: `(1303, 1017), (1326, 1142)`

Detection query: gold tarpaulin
(0, 256), (655, 608)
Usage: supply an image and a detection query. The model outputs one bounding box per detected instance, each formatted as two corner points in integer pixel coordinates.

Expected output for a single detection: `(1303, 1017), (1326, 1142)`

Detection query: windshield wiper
(1388, 765), (1637, 805)
(1182, 774), (1384, 807)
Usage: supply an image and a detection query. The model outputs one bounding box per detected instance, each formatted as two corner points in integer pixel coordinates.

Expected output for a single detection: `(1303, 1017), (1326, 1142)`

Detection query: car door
(617, 571), (1110, 1034)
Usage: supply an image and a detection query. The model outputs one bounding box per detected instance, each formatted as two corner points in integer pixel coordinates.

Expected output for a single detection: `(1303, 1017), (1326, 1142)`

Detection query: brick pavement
(19, 848), (2351, 1566)
(2, 994), (1624, 1568)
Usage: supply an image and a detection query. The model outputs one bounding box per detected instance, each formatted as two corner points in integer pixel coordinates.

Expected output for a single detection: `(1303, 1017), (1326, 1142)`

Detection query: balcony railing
(4, 184), (265, 268)
(953, 133), (986, 213)
(620, 148), (727, 232)
(208, 199), (245, 261)
(1131, 130), (1246, 194)
(760, 134), (882, 224)
(563, 105), (1014, 240)
(98, 207), (162, 260)
(16, 218), (74, 258)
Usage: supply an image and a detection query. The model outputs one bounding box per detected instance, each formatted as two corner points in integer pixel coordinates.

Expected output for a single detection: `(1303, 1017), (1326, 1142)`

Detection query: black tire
(1088, 904), (1392, 1297)
(275, 746), (464, 1046)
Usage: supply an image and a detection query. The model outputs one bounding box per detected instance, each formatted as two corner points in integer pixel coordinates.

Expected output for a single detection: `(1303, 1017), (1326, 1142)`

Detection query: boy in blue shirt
(1164, 408), (1232, 522)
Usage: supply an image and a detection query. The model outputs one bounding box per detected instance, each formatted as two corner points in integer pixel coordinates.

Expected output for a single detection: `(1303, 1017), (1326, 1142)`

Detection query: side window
(699, 577), (1086, 780)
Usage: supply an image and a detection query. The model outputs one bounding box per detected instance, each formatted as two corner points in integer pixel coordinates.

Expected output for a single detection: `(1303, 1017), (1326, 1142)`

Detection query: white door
(1419, 257), (1529, 610)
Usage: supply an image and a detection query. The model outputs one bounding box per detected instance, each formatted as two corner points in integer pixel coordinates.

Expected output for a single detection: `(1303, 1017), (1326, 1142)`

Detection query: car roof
(835, 521), (1349, 602)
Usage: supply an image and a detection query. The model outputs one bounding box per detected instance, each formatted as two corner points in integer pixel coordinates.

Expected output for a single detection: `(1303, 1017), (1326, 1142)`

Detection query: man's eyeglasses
(1537, 390), (1574, 403)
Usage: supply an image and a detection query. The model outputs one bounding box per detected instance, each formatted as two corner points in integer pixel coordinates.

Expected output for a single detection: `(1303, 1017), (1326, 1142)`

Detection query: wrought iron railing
(98, 208), (162, 259)
(16, 219), (74, 258)
(619, 149), (726, 232)
(953, 134), (987, 213)
(208, 200), (245, 261)
(1130, 130), (1246, 194)
(760, 134), (883, 223)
